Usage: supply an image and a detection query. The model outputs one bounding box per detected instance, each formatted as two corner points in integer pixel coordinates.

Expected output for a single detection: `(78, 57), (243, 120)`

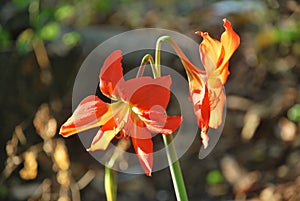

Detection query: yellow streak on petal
(87, 129), (118, 151)
(60, 105), (113, 137)
(137, 147), (152, 176)
(209, 90), (226, 129)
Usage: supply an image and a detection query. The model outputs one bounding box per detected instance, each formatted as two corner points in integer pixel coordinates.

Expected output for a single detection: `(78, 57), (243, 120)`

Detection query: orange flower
(179, 19), (240, 148)
(60, 50), (182, 176)
(196, 19), (240, 85)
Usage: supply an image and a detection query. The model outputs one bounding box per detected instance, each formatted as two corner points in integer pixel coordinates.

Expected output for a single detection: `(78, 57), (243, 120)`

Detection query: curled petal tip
(59, 125), (69, 136)
(195, 31), (204, 37)
(59, 132), (66, 137)
(59, 122), (77, 138)
(196, 32), (209, 39)
(202, 140), (208, 149)
(86, 146), (100, 152)
(201, 130), (209, 149)
(223, 19), (232, 29)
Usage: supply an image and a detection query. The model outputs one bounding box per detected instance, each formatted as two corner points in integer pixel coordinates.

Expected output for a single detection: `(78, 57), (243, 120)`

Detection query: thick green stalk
(162, 135), (188, 201)
(155, 36), (188, 201)
(137, 54), (155, 78)
(104, 139), (130, 201)
(104, 166), (117, 201)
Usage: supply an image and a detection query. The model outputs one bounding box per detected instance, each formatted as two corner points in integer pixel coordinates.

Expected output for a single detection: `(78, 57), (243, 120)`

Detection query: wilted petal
(218, 19), (240, 84)
(207, 74), (223, 111)
(188, 75), (209, 129)
(188, 72), (205, 106)
(209, 89), (226, 129)
(60, 95), (112, 137)
(99, 50), (124, 99)
(197, 31), (223, 74)
(200, 129), (209, 149)
(192, 85), (210, 136)
(207, 73), (223, 90)
(217, 62), (229, 85)
(171, 40), (206, 76)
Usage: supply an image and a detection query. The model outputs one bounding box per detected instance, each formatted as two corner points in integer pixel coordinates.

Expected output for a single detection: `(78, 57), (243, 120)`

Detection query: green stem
(104, 139), (130, 201)
(155, 36), (188, 201)
(155, 36), (167, 78)
(137, 54), (155, 78)
(104, 150), (119, 201)
(104, 166), (117, 201)
(158, 36), (205, 75)
(162, 135), (188, 201)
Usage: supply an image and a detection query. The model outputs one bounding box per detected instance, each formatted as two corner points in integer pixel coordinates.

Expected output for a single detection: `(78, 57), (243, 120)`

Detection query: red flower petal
(121, 113), (153, 175)
(87, 117), (119, 151)
(198, 88), (210, 149)
(60, 95), (112, 137)
(117, 76), (172, 111)
(99, 50), (124, 99)
(192, 84), (210, 139)
(131, 134), (153, 176)
(132, 101), (182, 134)
(123, 112), (148, 138)
(136, 105), (167, 133)
(159, 116), (183, 134)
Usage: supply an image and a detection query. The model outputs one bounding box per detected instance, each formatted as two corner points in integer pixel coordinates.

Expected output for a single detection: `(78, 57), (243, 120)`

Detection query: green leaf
(40, 22), (60, 41)
(96, 0), (112, 12)
(62, 32), (80, 46)
(55, 5), (75, 21)
(206, 170), (224, 185)
(12, 0), (33, 10)
(0, 28), (11, 48)
(16, 29), (34, 54)
(0, 185), (8, 198)
(287, 104), (300, 122)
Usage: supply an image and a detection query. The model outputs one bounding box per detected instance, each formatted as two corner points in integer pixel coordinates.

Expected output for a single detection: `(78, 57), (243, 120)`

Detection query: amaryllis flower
(60, 50), (182, 176)
(176, 19), (240, 148)
(196, 19), (239, 126)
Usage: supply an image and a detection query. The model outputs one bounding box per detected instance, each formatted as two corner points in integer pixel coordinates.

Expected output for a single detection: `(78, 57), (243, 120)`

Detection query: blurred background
(1, 0), (300, 200)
